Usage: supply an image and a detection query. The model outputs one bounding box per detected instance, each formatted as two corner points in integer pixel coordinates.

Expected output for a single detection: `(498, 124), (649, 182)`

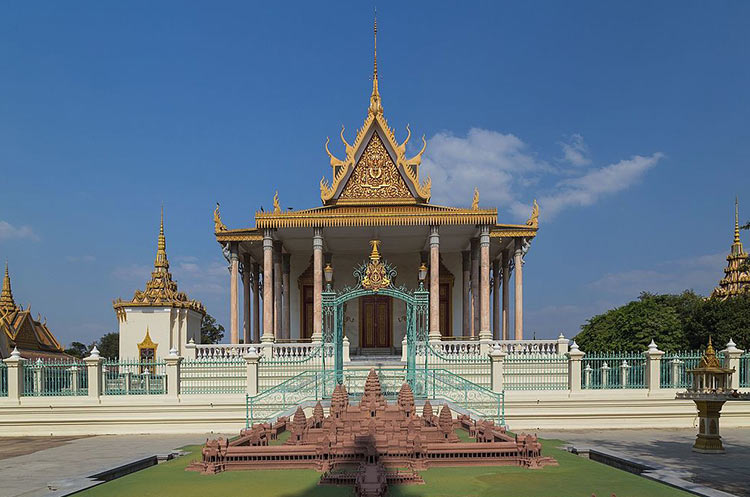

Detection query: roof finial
(0, 260), (16, 312)
(369, 9), (383, 115)
(734, 196), (741, 244)
(154, 206), (169, 271)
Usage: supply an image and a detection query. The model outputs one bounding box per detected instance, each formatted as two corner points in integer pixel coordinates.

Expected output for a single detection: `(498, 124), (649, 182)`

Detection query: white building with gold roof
(113, 209), (205, 360)
(213, 20), (539, 355)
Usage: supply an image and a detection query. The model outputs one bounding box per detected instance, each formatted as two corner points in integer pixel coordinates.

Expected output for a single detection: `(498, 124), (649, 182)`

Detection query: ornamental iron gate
(321, 241), (429, 390)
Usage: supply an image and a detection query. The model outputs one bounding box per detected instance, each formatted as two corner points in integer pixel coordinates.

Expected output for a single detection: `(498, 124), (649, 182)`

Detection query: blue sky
(1, 1), (748, 346)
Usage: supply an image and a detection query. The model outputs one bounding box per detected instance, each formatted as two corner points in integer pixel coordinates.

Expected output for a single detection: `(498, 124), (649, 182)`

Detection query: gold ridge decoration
(361, 240), (391, 292)
(472, 188), (479, 210)
(0, 261), (17, 314)
(114, 209), (205, 318)
(214, 203), (228, 233)
(526, 199), (539, 228)
(273, 191), (281, 213)
(320, 17), (431, 205)
(712, 197), (750, 299)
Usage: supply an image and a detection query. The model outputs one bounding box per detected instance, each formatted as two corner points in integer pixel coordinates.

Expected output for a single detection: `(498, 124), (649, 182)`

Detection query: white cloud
(589, 252), (725, 296)
(112, 264), (151, 282)
(172, 256), (228, 296)
(560, 134), (591, 166)
(0, 220), (39, 241)
(421, 127), (663, 222)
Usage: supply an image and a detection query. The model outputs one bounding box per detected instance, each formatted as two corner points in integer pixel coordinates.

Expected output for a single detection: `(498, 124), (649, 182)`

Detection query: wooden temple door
(360, 295), (391, 348)
(301, 284), (313, 340)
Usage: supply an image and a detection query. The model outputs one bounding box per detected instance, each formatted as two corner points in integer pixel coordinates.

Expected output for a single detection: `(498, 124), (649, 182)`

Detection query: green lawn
(75, 439), (694, 497)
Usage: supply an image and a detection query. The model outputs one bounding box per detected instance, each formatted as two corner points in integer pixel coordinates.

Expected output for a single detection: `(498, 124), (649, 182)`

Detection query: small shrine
(677, 338), (750, 453)
(188, 369), (556, 495)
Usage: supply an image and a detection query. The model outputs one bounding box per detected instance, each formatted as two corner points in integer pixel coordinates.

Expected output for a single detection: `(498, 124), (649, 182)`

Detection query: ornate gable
(320, 19), (431, 206)
(338, 132), (413, 203)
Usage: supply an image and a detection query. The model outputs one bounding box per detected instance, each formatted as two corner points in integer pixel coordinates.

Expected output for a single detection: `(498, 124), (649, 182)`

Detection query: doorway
(359, 295), (392, 348)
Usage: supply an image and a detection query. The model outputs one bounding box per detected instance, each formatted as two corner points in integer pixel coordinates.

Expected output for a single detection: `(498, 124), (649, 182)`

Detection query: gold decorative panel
(339, 133), (412, 201)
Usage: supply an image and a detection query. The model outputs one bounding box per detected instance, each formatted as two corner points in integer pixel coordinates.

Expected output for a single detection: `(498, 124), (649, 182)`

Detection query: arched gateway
(322, 241), (429, 386)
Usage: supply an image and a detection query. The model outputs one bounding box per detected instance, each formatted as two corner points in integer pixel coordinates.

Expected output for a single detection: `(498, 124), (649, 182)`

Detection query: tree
(96, 332), (119, 359)
(683, 294), (750, 350)
(574, 291), (701, 352)
(64, 341), (89, 359)
(201, 313), (225, 344)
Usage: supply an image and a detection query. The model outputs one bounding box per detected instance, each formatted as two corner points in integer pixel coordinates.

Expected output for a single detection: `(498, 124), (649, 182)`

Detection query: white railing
(270, 343), (320, 359)
(492, 340), (561, 355)
(433, 341), (482, 356)
(188, 343), (258, 360)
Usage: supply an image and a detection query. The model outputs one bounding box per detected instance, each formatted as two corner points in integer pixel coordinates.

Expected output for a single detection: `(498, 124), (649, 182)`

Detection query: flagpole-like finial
(369, 9), (383, 115)
(735, 196), (741, 244)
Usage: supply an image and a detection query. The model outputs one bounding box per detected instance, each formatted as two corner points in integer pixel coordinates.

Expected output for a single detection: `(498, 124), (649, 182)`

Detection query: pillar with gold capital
(251, 261), (260, 343)
(229, 243), (239, 344)
(502, 250), (510, 340)
(492, 258), (501, 340)
(282, 253), (291, 340)
(479, 225), (492, 340)
(470, 238), (480, 336)
(242, 254), (251, 344)
(514, 239), (524, 340)
(462, 251), (471, 336)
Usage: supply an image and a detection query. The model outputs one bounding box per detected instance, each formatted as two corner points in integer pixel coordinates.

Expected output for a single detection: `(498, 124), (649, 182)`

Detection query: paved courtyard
(539, 428), (750, 497)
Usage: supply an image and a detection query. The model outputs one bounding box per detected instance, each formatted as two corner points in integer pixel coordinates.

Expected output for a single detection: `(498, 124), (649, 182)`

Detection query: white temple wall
(118, 307), (202, 360)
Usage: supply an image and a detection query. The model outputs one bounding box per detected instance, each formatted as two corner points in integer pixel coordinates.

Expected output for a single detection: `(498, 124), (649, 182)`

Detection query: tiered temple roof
(0, 263), (68, 360)
(712, 199), (750, 299)
(113, 209), (205, 318)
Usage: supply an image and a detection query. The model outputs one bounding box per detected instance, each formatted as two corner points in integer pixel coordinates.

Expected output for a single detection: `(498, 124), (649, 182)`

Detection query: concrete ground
(538, 427), (750, 497)
(0, 434), (219, 497)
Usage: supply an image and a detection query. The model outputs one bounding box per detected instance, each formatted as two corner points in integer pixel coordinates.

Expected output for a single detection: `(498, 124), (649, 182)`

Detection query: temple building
(113, 209), (205, 360)
(0, 263), (69, 360)
(213, 21), (538, 353)
(712, 198), (750, 299)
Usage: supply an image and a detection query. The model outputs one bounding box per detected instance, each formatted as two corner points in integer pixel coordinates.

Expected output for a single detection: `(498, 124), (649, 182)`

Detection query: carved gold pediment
(338, 133), (412, 202)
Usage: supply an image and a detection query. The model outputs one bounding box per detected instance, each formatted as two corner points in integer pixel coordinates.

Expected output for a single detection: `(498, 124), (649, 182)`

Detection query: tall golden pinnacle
(0, 261), (16, 312)
(734, 197), (741, 245)
(369, 11), (383, 116)
(154, 206), (169, 272)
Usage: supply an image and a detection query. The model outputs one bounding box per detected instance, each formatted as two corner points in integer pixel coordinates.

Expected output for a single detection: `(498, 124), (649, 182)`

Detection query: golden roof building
(712, 199), (750, 299)
(214, 20), (538, 354)
(0, 263), (69, 360)
(113, 209), (205, 360)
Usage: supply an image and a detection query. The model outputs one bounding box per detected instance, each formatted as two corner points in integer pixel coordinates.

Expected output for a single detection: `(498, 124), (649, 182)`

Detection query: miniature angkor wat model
(188, 369), (556, 495)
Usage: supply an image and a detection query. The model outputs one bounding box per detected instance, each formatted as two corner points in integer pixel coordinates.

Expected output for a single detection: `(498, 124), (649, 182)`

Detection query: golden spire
(368, 11), (383, 115)
(154, 206), (169, 272)
(0, 261), (17, 313)
(734, 197), (741, 245)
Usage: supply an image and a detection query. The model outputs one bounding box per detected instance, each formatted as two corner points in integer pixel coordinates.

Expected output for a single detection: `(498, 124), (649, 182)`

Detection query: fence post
(401, 336), (408, 362)
(556, 333), (569, 355)
(644, 340), (664, 393)
(165, 348), (182, 398)
(343, 336), (350, 363)
(244, 347), (260, 396)
(84, 346), (103, 400)
(601, 362), (610, 388)
(70, 365), (80, 394)
(185, 338), (197, 360)
(3, 347), (25, 403)
(671, 358), (682, 388)
(621, 360), (631, 387)
(566, 341), (585, 393)
(489, 344), (506, 393)
(33, 359), (43, 395)
(721, 339), (744, 391)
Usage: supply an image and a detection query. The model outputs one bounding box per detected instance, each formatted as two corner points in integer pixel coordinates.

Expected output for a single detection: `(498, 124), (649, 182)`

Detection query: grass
(74, 439), (695, 497)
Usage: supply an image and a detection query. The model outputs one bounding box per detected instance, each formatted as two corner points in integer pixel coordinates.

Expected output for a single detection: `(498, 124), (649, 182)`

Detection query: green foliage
(575, 291), (750, 352)
(96, 332), (119, 359)
(201, 313), (225, 344)
(64, 341), (89, 359)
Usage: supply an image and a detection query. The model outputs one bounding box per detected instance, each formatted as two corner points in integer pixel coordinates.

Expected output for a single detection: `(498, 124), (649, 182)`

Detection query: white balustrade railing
(434, 341), (482, 356)
(270, 343), (319, 359)
(189, 343), (258, 360)
(492, 340), (561, 355)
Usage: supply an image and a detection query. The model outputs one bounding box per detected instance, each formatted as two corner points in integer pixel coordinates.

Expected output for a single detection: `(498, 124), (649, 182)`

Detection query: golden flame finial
(214, 203), (227, 232)
(471, 188), (479, 210)
(369, 10), (383, 115)
(0, 260), (16, 312)
(526, 199), (540, 227)
(273, 191), (281, 213)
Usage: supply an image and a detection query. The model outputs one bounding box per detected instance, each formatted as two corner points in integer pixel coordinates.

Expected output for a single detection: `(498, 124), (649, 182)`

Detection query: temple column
(251, 262), (260, 343)
(492, 258), (501, 340)
(261, 230), (274, 343)
(282, 253), (291, 340)
(429, 226), (441, 341)
(470, 238), (480, 337)
(311, 228), (323, 342)
(273, 241), (282, 340)
(461, 251), (471, 336)
(242, 255), (251, 344)
(514, 239), (524, 340)
(502, 250), (510, 340)
(229, 242), (239, 344)
(479, 226), (492, 341)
